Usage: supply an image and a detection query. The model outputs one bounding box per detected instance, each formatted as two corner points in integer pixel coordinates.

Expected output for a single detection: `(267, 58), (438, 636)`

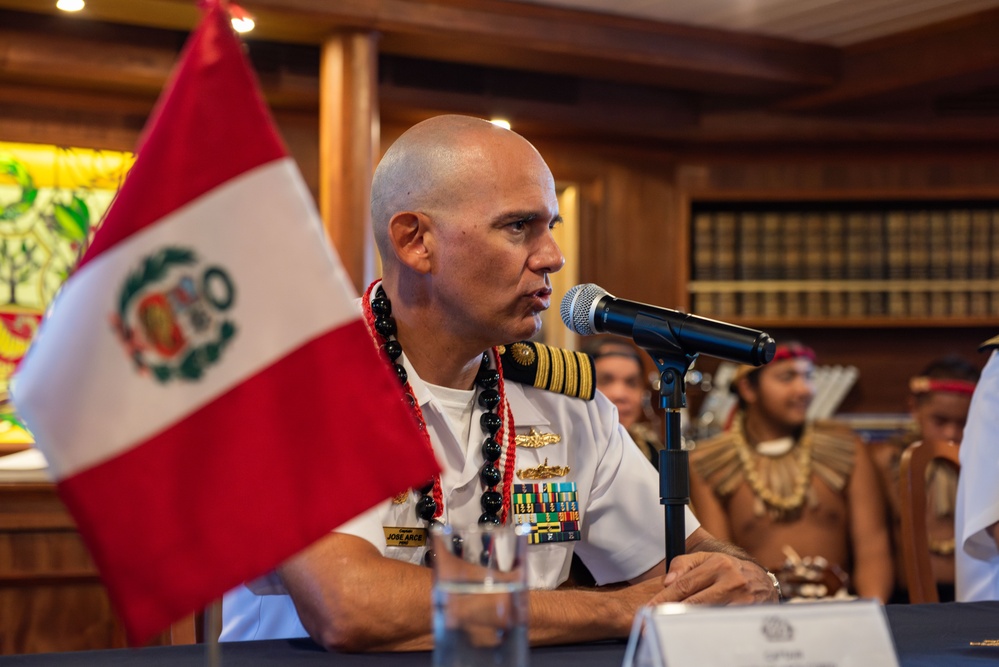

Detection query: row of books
(691, 208), (999, 283)
(690, 289), (999, 319)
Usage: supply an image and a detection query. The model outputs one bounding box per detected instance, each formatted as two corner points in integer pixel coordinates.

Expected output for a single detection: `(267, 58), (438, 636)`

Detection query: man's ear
(387, 211), (432, 274)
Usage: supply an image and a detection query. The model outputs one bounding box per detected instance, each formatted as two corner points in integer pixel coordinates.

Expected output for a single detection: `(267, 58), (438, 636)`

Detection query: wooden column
(319, 30), (380, 293)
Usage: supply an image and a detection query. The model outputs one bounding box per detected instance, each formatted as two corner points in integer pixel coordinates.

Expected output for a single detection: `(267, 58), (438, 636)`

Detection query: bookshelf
(689, 201), (999, 327)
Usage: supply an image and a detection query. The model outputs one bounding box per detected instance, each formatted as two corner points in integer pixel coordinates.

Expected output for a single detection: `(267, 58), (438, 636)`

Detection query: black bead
(394, 364), (408, 384)
(476, 368), (499, 389)
(404, 393), (416, 407)
(370, 296), (391, 317)
(480, 412), (502, 435)
(416, 495), (438, 521)
(423, 549), (436, 567)
(478, 389), (500, 410)
(374, 316), (397, 337)
(384, 339), (403, 360)
(481, 490), (503, 514)
(451, 535), (464, 558)
(419, 480), (435, 495)
(482, 437), (501, 462)
(480, 463), (501, 487)
(478, 512), (502, 525)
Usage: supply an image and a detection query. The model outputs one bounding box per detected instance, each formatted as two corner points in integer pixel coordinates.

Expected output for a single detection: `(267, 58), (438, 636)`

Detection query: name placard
(622, 599), (899, 667)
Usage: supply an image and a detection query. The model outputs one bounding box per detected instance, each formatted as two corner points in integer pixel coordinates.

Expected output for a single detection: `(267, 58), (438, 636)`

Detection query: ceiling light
(56, 0), (85, 11)
(490, 118), (511, 130)
(229, 4), (255, 33)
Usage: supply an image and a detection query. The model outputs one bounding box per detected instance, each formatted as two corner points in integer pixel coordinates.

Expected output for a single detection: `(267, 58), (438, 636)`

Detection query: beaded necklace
(732, 413), (814, 518)
(361, 281), (518, 535)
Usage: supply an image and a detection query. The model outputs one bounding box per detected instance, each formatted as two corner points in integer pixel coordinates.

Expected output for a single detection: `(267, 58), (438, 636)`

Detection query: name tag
(623, 599), (899, 667)
(383, 527), (427, 548)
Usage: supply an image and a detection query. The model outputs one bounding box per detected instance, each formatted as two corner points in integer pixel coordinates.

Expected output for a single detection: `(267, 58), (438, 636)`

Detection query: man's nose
(534, 231), (565, 274)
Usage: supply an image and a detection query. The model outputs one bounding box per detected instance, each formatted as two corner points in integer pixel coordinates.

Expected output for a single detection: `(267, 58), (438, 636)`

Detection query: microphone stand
(631, 314), (697, 569)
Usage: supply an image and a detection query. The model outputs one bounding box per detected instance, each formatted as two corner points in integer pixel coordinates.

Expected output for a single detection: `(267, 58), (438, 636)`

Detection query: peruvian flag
(11, 0), (437, 645)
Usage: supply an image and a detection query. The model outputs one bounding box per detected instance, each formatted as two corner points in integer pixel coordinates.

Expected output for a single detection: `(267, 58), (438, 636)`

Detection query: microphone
(561, 283), (776, 366)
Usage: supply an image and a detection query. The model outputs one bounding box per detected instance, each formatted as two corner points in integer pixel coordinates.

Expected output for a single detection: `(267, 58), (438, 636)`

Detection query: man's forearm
(528, 578), (667, 644)
(689, 534), (762, 567)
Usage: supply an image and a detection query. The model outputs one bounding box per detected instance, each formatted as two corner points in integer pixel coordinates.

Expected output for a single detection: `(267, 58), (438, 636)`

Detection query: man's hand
(649, 551), (778, 605)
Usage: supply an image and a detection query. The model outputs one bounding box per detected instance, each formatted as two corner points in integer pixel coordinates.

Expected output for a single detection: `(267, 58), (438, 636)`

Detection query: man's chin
(510, 316), (543, 342)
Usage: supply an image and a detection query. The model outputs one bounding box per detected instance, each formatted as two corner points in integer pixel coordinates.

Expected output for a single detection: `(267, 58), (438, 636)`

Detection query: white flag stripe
(14, 159), (359, 479)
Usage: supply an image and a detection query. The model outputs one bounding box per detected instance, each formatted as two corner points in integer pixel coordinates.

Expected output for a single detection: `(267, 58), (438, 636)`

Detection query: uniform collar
(503, 378), (551, 428)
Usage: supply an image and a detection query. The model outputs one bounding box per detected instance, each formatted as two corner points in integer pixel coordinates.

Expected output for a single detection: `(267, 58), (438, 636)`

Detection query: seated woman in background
(587, 338), (663, 469)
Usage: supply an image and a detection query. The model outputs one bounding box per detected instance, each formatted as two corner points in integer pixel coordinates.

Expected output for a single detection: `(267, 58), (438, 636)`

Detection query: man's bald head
(370, 115), (543, 262)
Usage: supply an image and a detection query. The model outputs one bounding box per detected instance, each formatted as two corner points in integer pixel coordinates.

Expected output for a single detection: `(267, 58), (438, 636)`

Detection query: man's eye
(510, 220), (527, 231)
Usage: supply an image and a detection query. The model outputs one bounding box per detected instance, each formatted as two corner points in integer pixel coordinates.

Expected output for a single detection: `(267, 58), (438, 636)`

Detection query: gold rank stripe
(576, 350), (593, 399)
(549, 345), (564, 394)
(534, 343), (551, 392)
(529, 343), (594, 399)
(562, 347), (578, 398)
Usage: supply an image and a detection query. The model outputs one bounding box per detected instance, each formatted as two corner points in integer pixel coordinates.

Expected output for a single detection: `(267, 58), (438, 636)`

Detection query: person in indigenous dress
(689, 342), (893, 601)
(870, 355), (978, 602)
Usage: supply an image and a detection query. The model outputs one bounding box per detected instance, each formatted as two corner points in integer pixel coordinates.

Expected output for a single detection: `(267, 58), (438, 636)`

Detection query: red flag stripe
(57, 319), (437, 643)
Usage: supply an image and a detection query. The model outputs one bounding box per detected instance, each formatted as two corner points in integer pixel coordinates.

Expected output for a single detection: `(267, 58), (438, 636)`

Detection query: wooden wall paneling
(274, 111), (321, 202)
(526, 139), (691, 312)
(0, 483), (169, 654)
(319, 30), (380, 293)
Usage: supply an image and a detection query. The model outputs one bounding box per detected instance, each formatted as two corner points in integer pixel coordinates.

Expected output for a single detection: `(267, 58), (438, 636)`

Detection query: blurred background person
(586, 338), (663, 469)
(689, 342), (893, 601)
(870, 355), (979, 603)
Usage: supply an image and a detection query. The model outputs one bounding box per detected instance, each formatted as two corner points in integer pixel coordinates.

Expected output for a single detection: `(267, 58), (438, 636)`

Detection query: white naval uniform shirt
(956, 349), (999, 601)
(221, 351), (699, 641)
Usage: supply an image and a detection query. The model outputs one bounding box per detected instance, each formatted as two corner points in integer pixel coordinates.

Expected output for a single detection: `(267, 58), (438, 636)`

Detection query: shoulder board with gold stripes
(498, 341), (595, 400)
(979, 334), (999, 353)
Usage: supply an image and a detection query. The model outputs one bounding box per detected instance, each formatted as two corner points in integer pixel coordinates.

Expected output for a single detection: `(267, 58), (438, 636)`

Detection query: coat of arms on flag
(113, 247), (237, 383)
(11, 0), (438, 645)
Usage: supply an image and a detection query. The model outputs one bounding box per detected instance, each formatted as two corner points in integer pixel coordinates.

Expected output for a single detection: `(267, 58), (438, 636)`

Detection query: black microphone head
(756, 333), (778, 366)
(560, 283), (608, 336)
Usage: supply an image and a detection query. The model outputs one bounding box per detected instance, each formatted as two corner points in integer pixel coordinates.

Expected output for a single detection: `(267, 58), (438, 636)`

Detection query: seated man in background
(222, 114), (778, 651)
(870, 355), (979, 603)
(956, 335), (999, 601)
(587, 338), (664, 469)
(689, 342), (893, 601)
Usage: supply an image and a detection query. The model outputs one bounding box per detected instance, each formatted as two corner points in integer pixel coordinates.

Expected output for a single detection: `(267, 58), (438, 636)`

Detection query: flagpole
(204, 600), (222, 667)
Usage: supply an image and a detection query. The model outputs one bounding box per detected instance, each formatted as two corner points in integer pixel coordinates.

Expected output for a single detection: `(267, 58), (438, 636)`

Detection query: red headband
(771, 344), (816, 364)
(909, 377), (977, 396)
(731, 343), (816, 386)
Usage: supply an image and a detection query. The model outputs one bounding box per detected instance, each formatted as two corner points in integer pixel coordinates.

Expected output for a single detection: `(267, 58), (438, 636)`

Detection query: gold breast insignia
(517, 457), (570, 480)
(515, 427), (562, 449)
(393, 490), (410, 504)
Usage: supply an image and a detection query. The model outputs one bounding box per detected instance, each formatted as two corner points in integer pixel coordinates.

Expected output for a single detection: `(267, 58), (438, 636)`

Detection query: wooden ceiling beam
(0, 0), (840, 95)
(779, 7), (999, 112)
